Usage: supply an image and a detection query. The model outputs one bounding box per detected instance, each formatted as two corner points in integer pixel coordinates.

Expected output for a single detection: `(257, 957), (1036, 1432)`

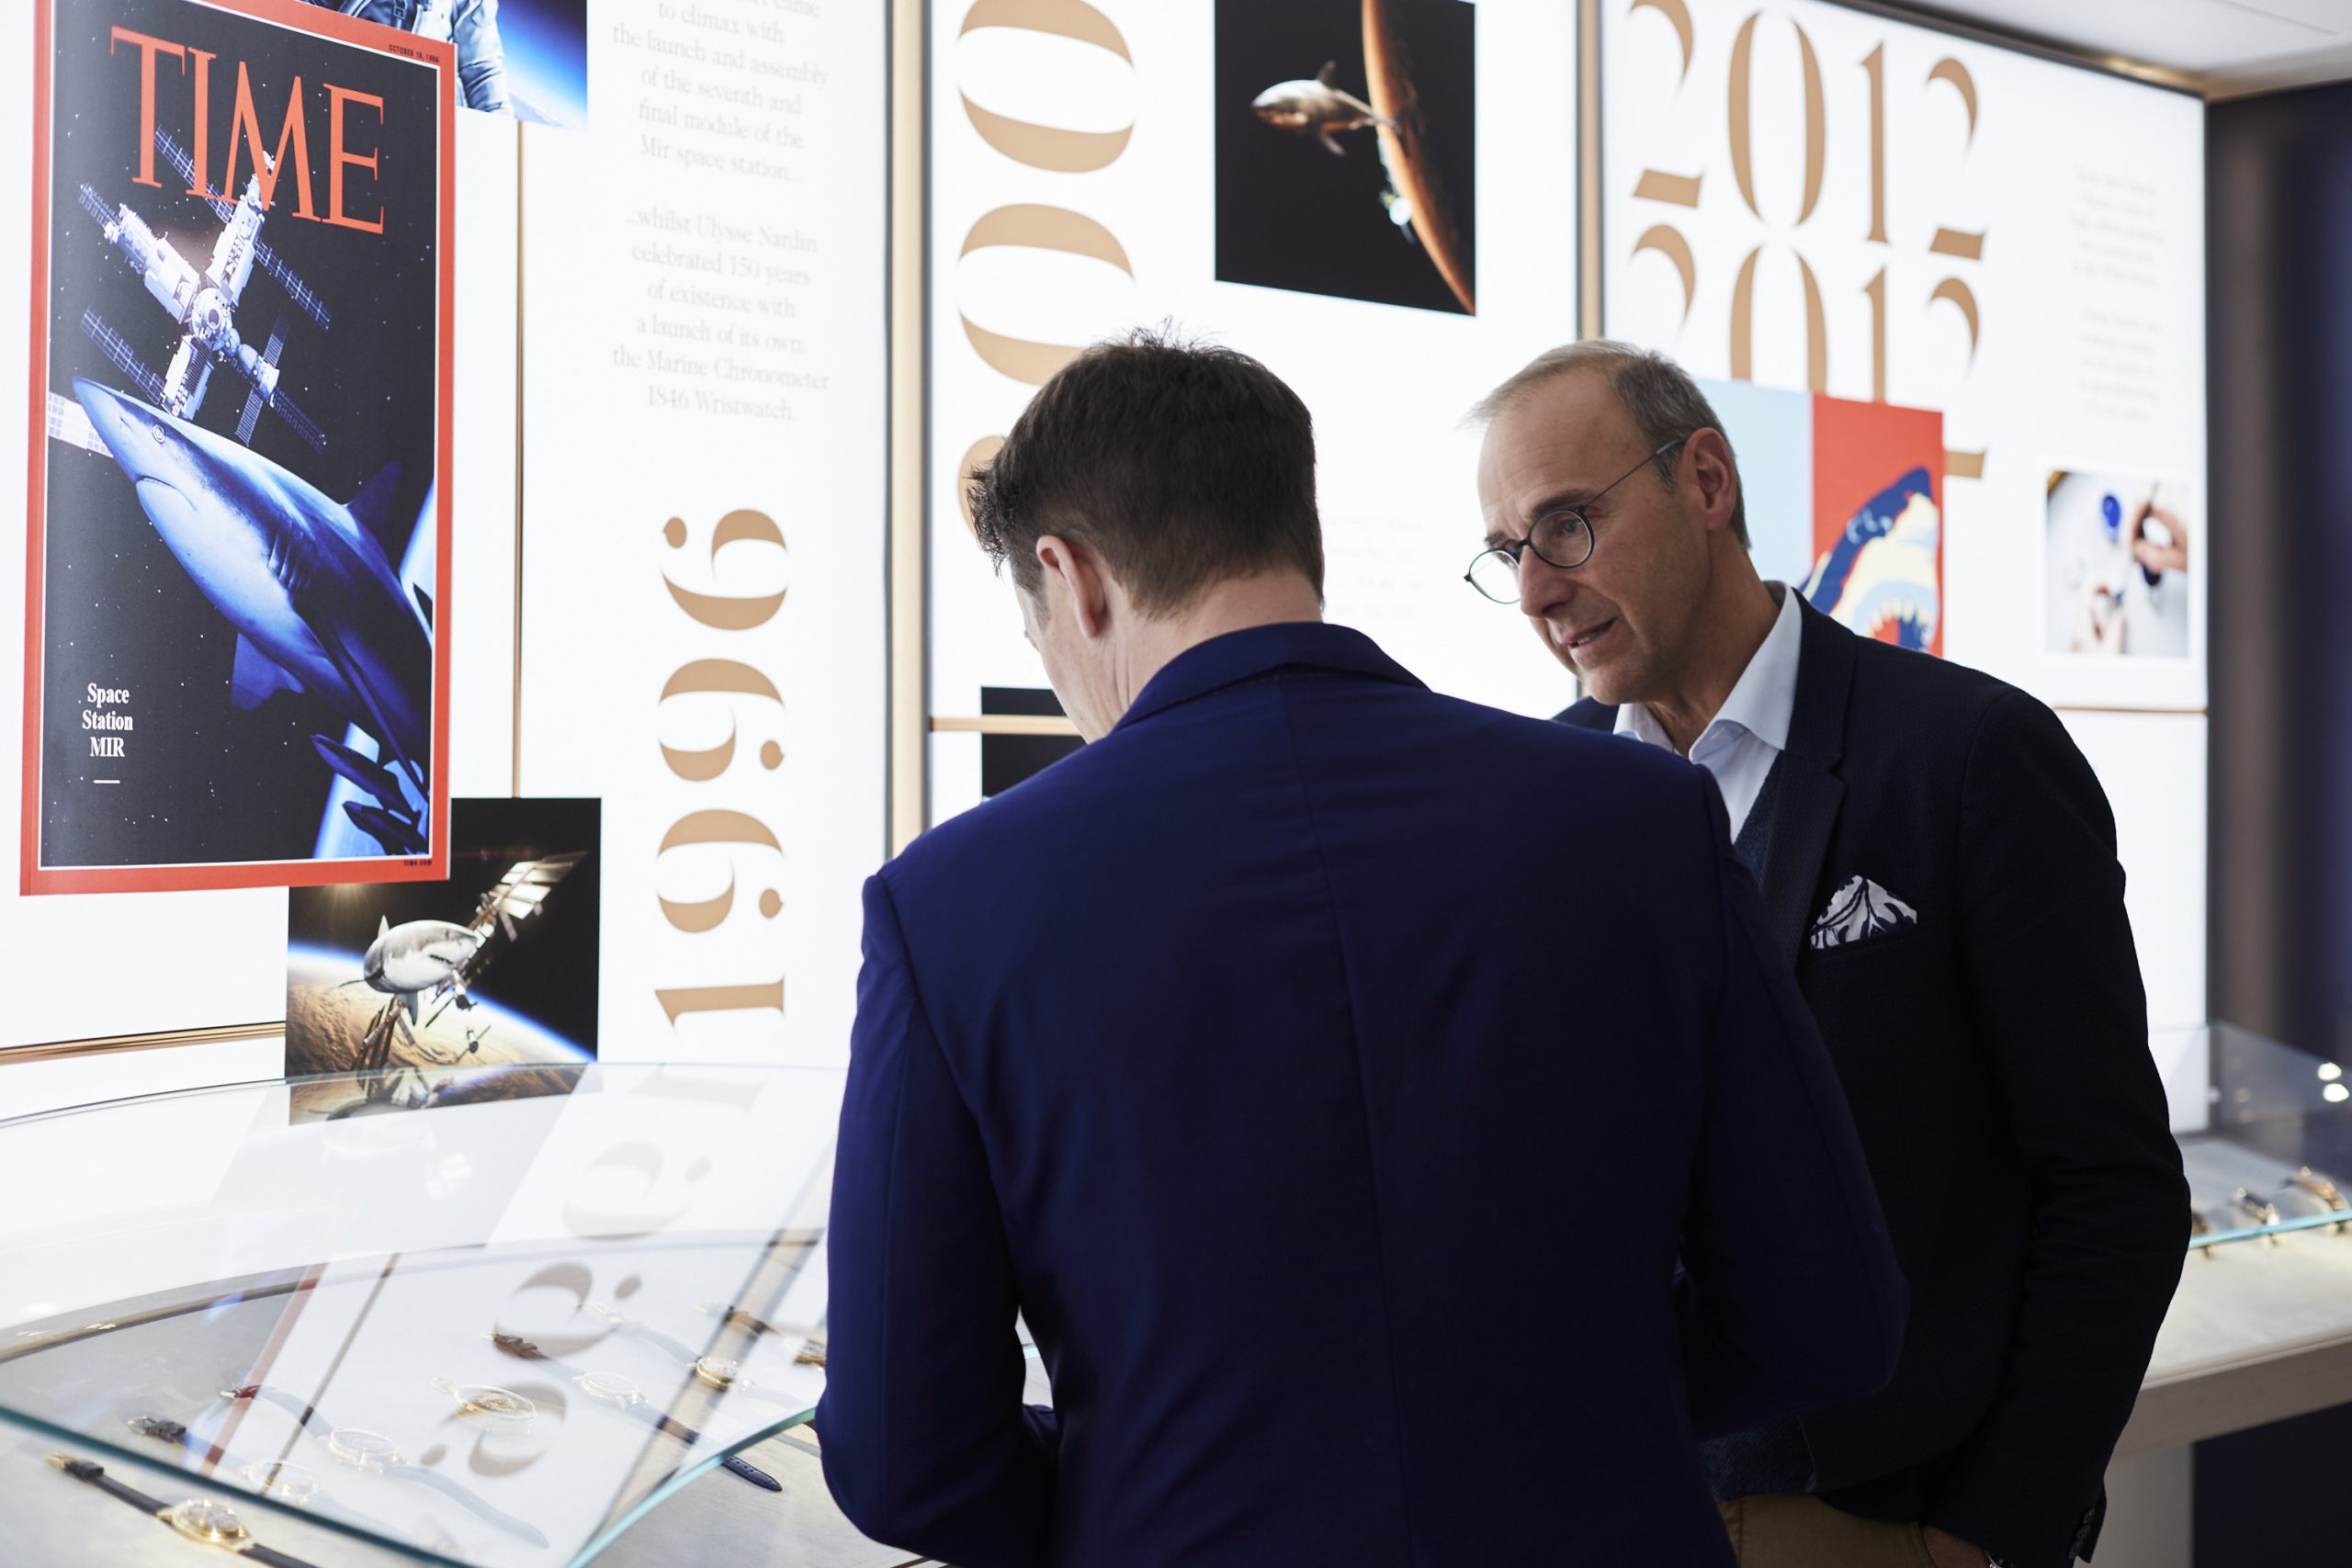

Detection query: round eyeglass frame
(1464, 436), (1687, 604)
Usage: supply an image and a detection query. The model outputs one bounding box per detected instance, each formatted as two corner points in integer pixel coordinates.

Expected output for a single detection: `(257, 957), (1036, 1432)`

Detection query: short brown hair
(967, 329), (1326, 615)
(1470, 340), (1748, 548)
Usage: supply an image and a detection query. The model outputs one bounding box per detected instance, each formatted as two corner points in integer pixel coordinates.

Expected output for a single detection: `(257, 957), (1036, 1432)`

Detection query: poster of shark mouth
(286, 797), (599, 1121)
(1698, 378), (1944, 656)
(23, 0), (455, 893)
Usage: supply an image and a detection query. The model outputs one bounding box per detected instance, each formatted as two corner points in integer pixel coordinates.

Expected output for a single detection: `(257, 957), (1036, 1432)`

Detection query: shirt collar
(1613, 583), (1804, 756)
(1114, 621), (1427, 734)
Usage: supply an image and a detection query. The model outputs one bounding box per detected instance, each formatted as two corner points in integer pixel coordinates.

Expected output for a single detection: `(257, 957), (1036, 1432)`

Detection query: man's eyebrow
(1527, 487), (1602, 521)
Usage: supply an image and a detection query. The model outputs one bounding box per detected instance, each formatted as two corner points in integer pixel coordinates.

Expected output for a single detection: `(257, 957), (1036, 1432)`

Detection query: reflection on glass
(0, 1064), (843, 1566)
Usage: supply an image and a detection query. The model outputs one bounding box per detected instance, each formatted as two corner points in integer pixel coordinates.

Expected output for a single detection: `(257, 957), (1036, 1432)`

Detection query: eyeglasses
(1464, 437), (1687, 604)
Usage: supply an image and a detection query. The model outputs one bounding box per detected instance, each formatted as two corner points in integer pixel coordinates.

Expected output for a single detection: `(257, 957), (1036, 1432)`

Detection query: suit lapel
(1758, 602), (1858, 966)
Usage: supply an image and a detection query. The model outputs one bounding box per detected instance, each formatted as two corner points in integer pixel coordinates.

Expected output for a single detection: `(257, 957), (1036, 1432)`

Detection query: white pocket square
(1810, 875), (1918, 951)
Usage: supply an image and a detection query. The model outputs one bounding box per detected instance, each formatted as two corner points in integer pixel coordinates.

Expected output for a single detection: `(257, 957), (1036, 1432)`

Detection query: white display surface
(928, 0), (1583, 818)
(518, 1), (887, 1066)
(1600, 0), (2208, 710)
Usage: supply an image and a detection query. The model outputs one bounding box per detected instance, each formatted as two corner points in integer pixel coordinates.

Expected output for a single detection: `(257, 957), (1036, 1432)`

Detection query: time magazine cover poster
(22, 0), (454, 894)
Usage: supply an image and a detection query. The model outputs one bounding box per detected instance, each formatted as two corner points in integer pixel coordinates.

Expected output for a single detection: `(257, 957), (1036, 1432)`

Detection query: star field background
(37, 0), (443, 869)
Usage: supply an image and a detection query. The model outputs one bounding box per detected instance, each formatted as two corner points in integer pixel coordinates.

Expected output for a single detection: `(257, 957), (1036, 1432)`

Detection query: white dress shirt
(1613, 584), (1803, 840)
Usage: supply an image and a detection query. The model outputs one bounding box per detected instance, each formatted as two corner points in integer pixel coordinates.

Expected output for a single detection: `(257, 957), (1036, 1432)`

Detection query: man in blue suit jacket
(818, 332), (1906, 1567)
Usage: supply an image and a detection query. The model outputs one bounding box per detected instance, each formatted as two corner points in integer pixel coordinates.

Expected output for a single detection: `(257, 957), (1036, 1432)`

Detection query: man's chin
(1568, 656), (1636, 707)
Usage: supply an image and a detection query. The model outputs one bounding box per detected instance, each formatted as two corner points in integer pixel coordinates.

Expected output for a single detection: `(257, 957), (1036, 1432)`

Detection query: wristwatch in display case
(583, 1300), (814, 1402)
(218, 1384), (550, 1547)
(46, 1452), (322, 1567)
(126, 1416), (414, 1544)
(0, 1062), (842, 1567)
(699, 1301), (829, 1365)
(488, 1333), (783, 1491)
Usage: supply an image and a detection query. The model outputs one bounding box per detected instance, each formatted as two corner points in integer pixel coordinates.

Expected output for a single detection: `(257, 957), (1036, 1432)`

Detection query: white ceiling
(1893, 0), (2352, 96)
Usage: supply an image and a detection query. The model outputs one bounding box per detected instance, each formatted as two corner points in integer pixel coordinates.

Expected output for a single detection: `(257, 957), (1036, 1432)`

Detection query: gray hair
(1469, 340), (1747, 548)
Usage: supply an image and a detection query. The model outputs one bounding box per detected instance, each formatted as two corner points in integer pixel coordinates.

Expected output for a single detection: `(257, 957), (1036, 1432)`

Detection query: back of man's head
(968, 330), (1327, 616)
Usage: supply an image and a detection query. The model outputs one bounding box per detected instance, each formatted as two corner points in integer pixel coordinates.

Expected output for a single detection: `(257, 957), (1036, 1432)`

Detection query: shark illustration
(72, 378), (432, 853)
(1802, 467), (1941, 652)
(339, 852), (588, 1082)
(1251, 61), (1394, 155)
(363, 916), (486, 1021)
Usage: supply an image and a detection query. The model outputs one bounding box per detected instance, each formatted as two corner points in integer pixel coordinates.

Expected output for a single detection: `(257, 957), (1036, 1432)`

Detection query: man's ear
(1685, 428), (1741, 535)
(1035, 535), (1112, 639)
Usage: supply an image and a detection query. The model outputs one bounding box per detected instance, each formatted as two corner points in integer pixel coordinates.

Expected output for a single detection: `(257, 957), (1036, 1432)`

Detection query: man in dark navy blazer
(1468, 342), (2188, 1568)
(818, 333), (1905, 1568)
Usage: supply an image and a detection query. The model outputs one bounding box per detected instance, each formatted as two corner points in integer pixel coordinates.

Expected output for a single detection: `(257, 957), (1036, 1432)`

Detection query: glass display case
(7, 1024), (2340, 1563)
(0, 1065), (858, 1566)
(2173, 1022), (2352, 1252)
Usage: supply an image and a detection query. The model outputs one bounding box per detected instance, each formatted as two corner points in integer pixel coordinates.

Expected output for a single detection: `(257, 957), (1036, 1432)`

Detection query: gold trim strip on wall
(1578, 0), (1604, 340)
(2052, 705), (2210, 717)
(0, 1021), (282, 1067)
(513, 122), (527, 798)
(930, 715), (1081, 738)
(888, 0), (928, 856)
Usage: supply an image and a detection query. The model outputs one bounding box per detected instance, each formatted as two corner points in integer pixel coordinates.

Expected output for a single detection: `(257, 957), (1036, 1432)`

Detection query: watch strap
(246, 1548), (322, 1568)
(49, 1453), (172, 1515)
(719, 1453), (782, 1491)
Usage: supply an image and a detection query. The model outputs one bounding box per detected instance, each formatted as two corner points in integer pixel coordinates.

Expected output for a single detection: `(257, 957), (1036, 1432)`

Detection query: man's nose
(1519, 550), (1582, 622)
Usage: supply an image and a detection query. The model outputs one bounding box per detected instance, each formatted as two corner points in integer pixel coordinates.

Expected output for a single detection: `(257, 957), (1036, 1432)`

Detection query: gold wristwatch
(46, 1453), (321, 1565)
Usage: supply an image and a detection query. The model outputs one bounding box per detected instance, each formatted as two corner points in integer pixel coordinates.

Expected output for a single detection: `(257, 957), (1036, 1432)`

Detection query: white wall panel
(517, 0), (888, 1066)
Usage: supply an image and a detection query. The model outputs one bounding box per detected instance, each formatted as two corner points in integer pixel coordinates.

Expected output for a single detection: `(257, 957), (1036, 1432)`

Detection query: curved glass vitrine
(2177, 1023), (2352, 1253)
(0, 1065), (845, 1566)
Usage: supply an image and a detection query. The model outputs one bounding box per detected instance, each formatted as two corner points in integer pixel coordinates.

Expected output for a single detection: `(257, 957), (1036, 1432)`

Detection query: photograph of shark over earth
(1216, 0), (1476, 315)
(25, 0), (449, 891)
(287, 798), (600, 1122)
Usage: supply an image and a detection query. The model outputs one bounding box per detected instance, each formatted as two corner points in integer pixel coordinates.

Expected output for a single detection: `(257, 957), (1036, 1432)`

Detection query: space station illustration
(27, 0), (452, 892)
(77, 130), (332, 451)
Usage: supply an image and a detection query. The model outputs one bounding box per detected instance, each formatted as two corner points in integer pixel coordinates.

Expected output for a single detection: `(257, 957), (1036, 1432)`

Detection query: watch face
(434, 1378), (538, 1425)
(575, 1369), (643, 1406)
(165, 1499), (253, 1546)
(239, 1460), (319, 1504)
(325, 1427), (402, 1471)
(692, 1356), (746, 1391)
